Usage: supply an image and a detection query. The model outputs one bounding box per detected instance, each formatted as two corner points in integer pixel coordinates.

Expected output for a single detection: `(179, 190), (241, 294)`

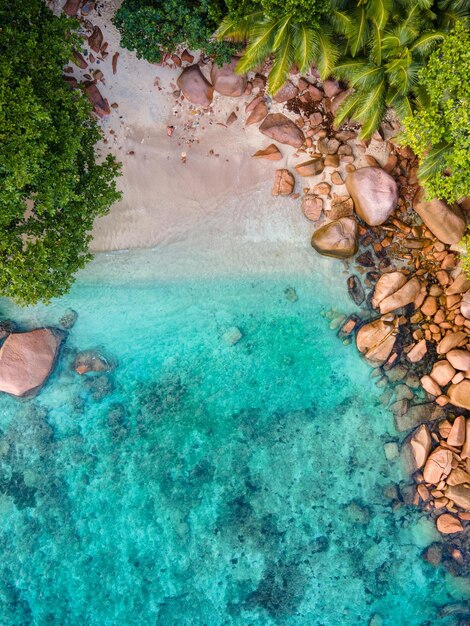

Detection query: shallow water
(0, 265), (462, 625)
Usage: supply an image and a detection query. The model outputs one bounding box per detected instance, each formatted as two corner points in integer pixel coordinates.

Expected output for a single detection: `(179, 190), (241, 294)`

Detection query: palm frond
(267, 29), (294, 94)
(437, 8), (470, 29)
(330, 10), (353, 35)
(418, 141), (452, 182)
(293, 23), (318, 73)
(349, 8), (369, 57)
(333, 92), (363, 127)
(365, 0), (392, 30)
(386, 57), (418, 94)
(370, 19), (383, 65)
(387, 91), (414, 119)
(216, 12), (265, 42)
(314, 29), (340, 79)
(273, 15), (292, 50)
(410, 31), (446, 56)
(235, 18), (279, 73)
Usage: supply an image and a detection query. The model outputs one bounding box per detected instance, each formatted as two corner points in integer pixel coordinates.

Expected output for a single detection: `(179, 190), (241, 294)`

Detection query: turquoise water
(0, 266), (462, 624)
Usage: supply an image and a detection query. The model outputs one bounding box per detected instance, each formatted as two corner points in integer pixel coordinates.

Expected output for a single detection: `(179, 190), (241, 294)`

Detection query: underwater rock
(346, 500), (370, 525)
(107, 403), (129, 440)
(395, 402), (444, 432)
(422, 543), (442, 567)
(74, 349), (114, 374)
(347, 275), (365, 306)
(84, 374), (114, 401)
(0, 320), (16, 340)
(222, 327), (243, 346)
(284, 287), (298, 302)
(0, 329), (63, 397)
(59, 308), (78, 329)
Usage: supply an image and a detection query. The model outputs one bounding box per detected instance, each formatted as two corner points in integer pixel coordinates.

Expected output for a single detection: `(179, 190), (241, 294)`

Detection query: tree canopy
(0, 0), (120, 306)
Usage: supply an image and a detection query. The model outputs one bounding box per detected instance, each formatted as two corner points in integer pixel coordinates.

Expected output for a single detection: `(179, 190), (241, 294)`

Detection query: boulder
(446, 349), (470, 371)
(379, 277), (421, 314)
(272, 169), (294, 196)
(446, 272), (470, 296)
(447, 415), (466, 447)
(372, 272), (407, 309)
(448, 380), (470, 410)
(407, 339), (427, 363)
(88, 26), (103, 53)
(423, 447), (453, 484)
(346, 167), (398, 226)
(210, 58), (247, 97)
(356, 316), (398, 364)
(0, 329), (63, 397)
(84, 82), (111, 117)
(436, 514), (463, 534)
(259, 113), (305, 148)
(252, 144), (281, 161)
(347, 275), (365, 306)
(447, 468), (470, 485)
(311, 217), (358, 259)
(63, 0), (81, 15)
(295, 158), (324, 177)
(395, 402), (444, 432)
(273, 80), (299, 103)
(246, 101), (268, 125)
(74, 349), (114, 375)
(430, 360), (455, 387)
(461, 291), (470, 319)
(408, 424), (431, 471)
(437, 331), (467, 355)
(302, 195), (323, 221)
(421, 375), (441, 397)
(177, 65), (214, 108)
(446, 484), (470, 510)
(413, 188), (466, 244)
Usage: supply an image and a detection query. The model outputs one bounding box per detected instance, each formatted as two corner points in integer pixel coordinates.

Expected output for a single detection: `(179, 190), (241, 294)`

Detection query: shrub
(114, 0), (239, 64)
(0, 0), (121, 305)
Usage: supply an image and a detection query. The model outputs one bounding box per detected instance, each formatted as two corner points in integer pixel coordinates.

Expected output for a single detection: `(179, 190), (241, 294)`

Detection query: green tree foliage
(331, 0), (467, 138)
(0, 0), (121, 305)
(217, 0), (334, 94)
(402, 21), (470, 204)
(114, 0), (240, 64)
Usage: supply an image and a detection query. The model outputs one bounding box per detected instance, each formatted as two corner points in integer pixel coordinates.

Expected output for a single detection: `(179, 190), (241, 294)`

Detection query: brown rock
(313, 182), (331, 196)
(436, 514), (463, 534)
(272, 169), (295, 196)
(63, 0), (81, 15)
(328, 195), (354, 220)
(408, 424), (431, 470)
(112, 52), (119, 75)
(88, 26), (103, 53)
(84, 82), (110, 117)
(295, 158), (324, 176)
(346, 167), (398, 226)
(311, 217), (358, 259)
(323, 78), (341, 98)
(372, 272), (407, 309)
(0, 329), (63, 397)
(421, 375), (441, 397)
(226, 111), (237, 126)
(446, 484), (470, 510)
(447, 467), (470, 486)
(447, 349), (470, 371)
(461, 290), (470, 319)
(423, 447), (453, 484)
(413, 188), (466, 244)
(461, 419), (470, 459)
(421, 297), (437, 317)
(448, 380), (470, 410)
(379, 277), (421, 314)
(181, 49), (195, 64)
(273, 80), (299, 102)
(324, 154), (339, 168)
(331, 172), (343, 185)
(395, 403), (444, 432)
(72, 50), (88, 69)
(437, 332), (467, 355)
(259, 113), (305, 148)
(177, 65), (214, 108)
(302, 195), (323, 221)
(74, 349), (113, 375)
(308, 85), (323, 102)
(246, 101), (268, 125)
(210, 58), (247, 97)
(430, 360), (456, 387)
(446, 272), (470, 296)
(252, 144), (282, 161)
(356, 316), (398, 364)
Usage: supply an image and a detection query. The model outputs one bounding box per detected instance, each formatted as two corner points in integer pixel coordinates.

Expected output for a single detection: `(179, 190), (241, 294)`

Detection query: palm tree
(217, 11), (339, 95)
(330, 0), (469, 138)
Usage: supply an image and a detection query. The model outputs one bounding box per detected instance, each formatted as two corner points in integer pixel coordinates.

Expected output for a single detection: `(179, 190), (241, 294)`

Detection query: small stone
(295, 158), (324, 177)
(420, 375), (441, 397)
(421, 296), (437, 317)
(302, 194), (323, 221)
(272, 169), (295, 196)
(222, 327), (242, 345)
(430, 360), (455, 387)
(447, 415), (466, 447)
(330, 172), (343, 185)
(384, 442), (399, 461)
(252, 144), (282, 160)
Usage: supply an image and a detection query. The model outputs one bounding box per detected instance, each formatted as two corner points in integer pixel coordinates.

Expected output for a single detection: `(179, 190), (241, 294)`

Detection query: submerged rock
(0, 329), (63, 397)
(222, 327), (242, 345)
(74, 349), (114, 375)
(347, 275), (365, 306)
(59, 308), (78, 329)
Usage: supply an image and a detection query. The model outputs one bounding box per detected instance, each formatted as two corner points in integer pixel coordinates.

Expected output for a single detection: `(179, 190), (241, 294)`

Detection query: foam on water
(0, 267), (462, 625)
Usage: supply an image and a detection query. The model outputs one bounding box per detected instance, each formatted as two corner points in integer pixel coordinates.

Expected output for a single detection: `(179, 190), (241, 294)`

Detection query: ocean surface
(0, 255), (466, 625)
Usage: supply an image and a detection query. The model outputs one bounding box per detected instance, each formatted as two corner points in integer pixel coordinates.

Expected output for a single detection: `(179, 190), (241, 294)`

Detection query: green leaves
(0, 0), (121, 305)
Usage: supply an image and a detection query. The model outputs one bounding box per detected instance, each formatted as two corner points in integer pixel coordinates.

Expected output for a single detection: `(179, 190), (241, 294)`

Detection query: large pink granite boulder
(177, 65), (214, 107)
(210, 58), (247, 97)
(0, 329), (63, 397)
(311, 217), (358, 258)
(346, 167), (398, 226)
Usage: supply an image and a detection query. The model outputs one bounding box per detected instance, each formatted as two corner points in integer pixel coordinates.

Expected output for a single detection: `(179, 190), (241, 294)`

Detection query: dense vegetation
(114, 0), (241, 64)
(0, 0), (120, 305)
